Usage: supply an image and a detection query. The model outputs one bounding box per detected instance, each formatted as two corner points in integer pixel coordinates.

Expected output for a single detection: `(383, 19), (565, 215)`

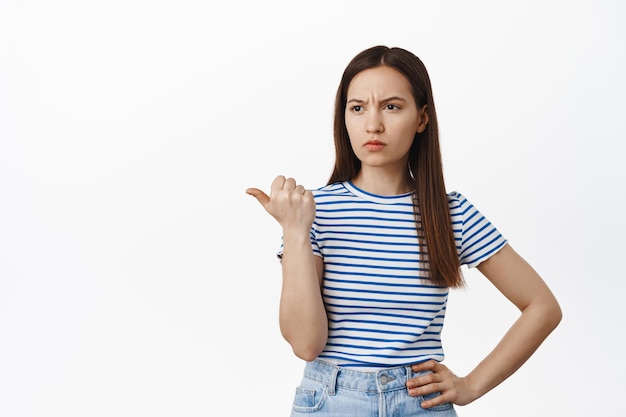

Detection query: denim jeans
(290, 360), (458, 417)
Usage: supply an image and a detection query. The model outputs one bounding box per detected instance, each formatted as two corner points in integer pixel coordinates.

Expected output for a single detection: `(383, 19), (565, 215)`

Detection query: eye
(385, 104), (400, 110)
(350, 105), (363, 113)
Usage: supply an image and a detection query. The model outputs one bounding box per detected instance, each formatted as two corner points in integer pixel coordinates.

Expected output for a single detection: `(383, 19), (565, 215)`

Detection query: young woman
(246, 45), (561, 416)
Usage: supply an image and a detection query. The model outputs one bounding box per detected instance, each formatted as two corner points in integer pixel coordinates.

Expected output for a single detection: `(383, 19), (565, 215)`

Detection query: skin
(247, 175), (327, 361)
(406, 244), (562, 407)
(345, 66), (428, 195)
(247, 65), (562, 409)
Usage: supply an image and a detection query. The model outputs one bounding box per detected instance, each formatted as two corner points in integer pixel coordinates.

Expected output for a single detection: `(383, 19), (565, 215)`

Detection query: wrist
(282, 228), (311, 246)
(463, 372), (489, 403)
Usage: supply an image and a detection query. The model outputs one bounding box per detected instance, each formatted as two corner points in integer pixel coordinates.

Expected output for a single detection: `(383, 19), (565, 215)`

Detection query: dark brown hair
(328, 45), (463, 288)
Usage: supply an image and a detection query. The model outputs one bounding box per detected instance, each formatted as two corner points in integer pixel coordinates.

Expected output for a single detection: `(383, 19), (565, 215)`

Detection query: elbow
(546, 289), (563, 330)
(523, 295), (562, 335)
(538, 295), (562, 334)
(281, 322), (328, 361)
(290, 340), (326, 362)
(549, 300), (563, 330)
(290, 339), (326, 362)
(293, 347), (323, 362)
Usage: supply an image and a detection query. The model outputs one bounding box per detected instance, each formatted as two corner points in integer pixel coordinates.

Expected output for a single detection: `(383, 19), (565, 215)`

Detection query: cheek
(397, 128), (417, 155)
(348, 136), (361, 155)
(400, 122), (419, 142)
(345, 121), (362, 148)
(344, 117), (358, 136)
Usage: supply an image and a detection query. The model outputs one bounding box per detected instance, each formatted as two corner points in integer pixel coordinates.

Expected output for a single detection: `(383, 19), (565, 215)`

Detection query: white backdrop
(1, 1), (624, 416)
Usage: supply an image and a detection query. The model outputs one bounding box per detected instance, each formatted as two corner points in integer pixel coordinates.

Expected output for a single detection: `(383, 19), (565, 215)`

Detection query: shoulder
(311, 182), (350, 200)
(446, 191), (470, 213)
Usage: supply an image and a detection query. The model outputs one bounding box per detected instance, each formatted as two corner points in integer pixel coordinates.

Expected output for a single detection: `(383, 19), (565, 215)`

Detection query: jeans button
(379, 374), (395, 385)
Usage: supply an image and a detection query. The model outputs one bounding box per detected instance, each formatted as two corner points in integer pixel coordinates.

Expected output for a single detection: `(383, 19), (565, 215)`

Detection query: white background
(1, 0), (624, 416)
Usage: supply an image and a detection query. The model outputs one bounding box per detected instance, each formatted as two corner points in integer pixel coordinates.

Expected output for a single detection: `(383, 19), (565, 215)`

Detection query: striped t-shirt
(279, 181), (507, 369)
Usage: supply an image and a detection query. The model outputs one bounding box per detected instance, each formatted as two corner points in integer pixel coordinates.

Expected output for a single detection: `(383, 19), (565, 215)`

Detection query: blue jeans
(290, 360), (458, 417)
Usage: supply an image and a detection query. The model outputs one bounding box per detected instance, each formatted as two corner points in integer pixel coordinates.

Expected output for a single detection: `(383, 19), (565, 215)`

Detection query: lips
(364, 140), (385, 151)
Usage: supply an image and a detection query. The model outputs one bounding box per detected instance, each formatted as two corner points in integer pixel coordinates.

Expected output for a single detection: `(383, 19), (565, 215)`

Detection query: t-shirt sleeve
(448, 191), (507, 268)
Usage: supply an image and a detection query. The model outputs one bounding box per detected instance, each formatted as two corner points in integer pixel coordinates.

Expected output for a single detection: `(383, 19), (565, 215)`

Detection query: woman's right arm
(246, 175), (328, 361)
(279, 237), (327, 360)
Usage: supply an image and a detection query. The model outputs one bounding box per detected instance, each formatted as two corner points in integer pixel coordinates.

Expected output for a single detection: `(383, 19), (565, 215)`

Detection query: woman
(247, 45), (561, 416)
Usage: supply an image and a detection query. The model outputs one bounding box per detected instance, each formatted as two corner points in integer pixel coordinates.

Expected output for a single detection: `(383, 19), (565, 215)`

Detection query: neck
(351, 167), (413, 196)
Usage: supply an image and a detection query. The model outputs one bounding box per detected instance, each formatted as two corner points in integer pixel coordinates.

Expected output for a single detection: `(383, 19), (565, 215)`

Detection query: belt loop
(328, 365), (340, 396)
(406, 364), (413, 382)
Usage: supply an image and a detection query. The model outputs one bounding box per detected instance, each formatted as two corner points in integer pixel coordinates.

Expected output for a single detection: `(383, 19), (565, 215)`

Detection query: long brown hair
(328, 45), (463, 288)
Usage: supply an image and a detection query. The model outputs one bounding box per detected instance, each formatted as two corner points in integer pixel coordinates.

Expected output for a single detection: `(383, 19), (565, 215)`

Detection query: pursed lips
(365, 140), (386, 151)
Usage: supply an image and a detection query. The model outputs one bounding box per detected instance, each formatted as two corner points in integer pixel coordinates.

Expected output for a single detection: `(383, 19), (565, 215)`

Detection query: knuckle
(420, 360), (434, 370)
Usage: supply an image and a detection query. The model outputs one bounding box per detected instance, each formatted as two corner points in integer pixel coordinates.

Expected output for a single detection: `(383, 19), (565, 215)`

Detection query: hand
(406, 360), (475, 408)
(246, 175), (316, 233)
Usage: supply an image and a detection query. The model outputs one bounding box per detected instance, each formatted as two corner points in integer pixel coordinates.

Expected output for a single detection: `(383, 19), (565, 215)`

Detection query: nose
(366, 109), (384, 133)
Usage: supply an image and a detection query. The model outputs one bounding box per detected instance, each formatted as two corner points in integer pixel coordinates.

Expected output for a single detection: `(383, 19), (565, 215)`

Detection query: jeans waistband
(303, 360), (415, 394)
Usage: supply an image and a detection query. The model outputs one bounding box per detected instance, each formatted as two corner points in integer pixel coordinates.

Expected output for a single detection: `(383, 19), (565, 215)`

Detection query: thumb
(245, 187), (270, 209)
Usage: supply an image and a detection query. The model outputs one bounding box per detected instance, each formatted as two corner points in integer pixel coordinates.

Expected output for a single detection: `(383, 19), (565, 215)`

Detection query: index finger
(411, 359), (438, 373)
(270, 175), (286, 194)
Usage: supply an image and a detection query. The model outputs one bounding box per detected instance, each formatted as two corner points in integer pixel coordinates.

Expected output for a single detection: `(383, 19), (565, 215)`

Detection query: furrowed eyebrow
(346, 96), (408, 104)
(381, 96), (408, 104)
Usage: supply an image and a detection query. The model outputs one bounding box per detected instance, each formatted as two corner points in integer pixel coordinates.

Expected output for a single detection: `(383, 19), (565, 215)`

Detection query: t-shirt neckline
(343, 180), (414, 205)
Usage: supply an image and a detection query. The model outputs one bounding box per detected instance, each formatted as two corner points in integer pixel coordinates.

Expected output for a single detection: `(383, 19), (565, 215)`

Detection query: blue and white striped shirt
(279, 181), (507, 369)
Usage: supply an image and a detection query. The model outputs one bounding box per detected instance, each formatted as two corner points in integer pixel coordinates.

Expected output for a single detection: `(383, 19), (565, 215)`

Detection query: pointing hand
(246, 175), (316, 232)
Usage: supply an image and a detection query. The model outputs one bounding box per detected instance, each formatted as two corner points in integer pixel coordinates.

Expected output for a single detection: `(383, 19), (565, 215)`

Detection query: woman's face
(345, 66), (428, 173)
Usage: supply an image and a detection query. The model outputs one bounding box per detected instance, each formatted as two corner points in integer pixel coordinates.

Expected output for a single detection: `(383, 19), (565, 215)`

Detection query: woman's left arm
(407, 243), (562, 407)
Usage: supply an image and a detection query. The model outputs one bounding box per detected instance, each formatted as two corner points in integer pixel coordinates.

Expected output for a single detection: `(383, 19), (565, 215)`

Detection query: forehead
(347, 66), (413, 98)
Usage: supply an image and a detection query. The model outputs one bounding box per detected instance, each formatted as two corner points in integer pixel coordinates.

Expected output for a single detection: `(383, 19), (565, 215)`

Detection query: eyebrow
(347, 96), (408, 104)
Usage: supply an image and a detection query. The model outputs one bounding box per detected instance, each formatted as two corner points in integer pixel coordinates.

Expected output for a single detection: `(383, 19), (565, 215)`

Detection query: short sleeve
(448, 191), (507, 268)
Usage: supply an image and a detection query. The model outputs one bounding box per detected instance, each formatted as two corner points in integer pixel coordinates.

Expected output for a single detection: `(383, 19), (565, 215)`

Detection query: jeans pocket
(420, 391), (453, 412)
(291, 378), (328, 413)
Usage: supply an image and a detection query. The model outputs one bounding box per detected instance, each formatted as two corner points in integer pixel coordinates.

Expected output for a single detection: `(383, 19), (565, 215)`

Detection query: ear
(416, 105), (429, 133)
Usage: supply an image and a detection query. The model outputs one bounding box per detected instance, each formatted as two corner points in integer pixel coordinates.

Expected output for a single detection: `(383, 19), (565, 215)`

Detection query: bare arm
(247, 176), (328, 361)
(464, 244), (562, 398)
(279, 244), (326, 360)
(407, 244), (562, 407)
